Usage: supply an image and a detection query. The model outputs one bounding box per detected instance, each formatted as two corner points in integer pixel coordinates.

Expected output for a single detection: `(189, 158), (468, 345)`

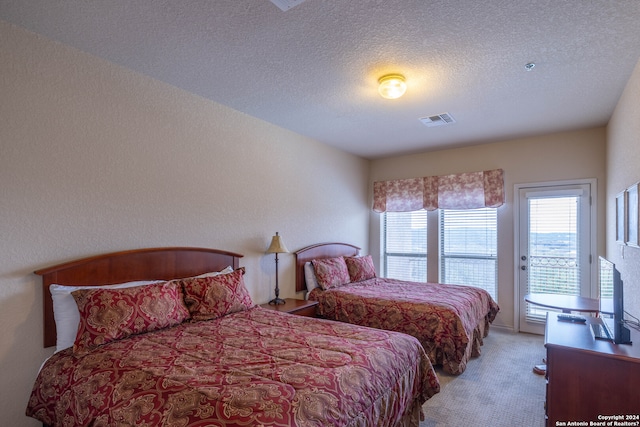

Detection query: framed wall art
(626, 183), (639, 247)
(616, 191), (626, 244)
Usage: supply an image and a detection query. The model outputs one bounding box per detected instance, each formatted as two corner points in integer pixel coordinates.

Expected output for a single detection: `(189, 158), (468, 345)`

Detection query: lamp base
(268, 297), (286, 305)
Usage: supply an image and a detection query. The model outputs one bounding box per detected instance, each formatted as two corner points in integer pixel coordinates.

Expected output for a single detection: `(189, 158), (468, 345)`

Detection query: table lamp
(266, 232), (289, 305)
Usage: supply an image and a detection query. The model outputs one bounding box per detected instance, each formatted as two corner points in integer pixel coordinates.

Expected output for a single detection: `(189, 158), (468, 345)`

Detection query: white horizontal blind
(440, 208), (497, 299)
(526, 196), (580, 320)
(383, 211), (427, 281)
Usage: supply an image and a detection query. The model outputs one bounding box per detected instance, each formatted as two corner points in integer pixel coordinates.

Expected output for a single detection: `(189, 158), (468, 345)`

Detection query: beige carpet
(421, 328), (546, 427)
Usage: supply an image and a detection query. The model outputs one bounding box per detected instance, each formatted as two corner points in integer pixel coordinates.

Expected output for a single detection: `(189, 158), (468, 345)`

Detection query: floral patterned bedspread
(27, 307), (440, 427)
(308, 278), (500, 374)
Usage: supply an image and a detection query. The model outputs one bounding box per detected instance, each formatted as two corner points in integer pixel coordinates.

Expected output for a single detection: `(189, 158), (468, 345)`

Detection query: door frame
(513, 178), (598, 333)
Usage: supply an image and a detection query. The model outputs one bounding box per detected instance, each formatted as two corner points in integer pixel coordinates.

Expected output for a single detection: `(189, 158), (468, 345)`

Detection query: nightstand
(259, 298), (319, 318)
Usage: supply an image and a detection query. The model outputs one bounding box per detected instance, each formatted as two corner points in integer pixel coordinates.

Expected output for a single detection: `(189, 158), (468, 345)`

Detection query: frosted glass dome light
(378, 74), (407, 99)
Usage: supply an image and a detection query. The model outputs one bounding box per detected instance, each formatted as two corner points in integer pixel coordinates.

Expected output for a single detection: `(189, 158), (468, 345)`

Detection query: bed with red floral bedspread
(296, 243), (500, 375)
(28, 247), (439, 427)
(27, 307), (439, 426)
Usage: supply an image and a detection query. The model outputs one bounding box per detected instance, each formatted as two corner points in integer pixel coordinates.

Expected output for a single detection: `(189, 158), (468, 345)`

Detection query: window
(382, 211), (427, 281)
(527, 196), (580, 297)
(439, 208), (497, 299)
(382, 208), (498, 299)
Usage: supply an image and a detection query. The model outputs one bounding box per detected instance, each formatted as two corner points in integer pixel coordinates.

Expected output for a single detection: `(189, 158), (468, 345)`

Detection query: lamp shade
(267, 232), (289, 254)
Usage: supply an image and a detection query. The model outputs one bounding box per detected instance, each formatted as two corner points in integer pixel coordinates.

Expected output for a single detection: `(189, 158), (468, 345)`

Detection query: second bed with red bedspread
(308, 277), (499, 375)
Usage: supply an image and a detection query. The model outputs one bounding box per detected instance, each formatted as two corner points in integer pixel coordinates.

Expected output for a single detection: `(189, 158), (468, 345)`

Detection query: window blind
(440, 208), (497, 299)
(383, 211), (427, 281)
(527, 196), (580, 296)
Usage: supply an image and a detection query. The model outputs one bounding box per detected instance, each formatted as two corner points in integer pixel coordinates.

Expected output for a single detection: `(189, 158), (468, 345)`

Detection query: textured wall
(369, 128), (607, 330)
(0, 21), (369, 426)
(607, 58), (640, 320)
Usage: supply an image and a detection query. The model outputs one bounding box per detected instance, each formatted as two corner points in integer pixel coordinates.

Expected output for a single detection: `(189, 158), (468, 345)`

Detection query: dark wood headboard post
(35, 247), (243, 348)
(294, 243), (360, 292)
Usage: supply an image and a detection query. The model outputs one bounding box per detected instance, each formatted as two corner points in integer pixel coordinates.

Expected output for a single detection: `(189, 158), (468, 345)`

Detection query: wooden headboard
(34, 247), (243, 348)
(294, 242), (360, 292)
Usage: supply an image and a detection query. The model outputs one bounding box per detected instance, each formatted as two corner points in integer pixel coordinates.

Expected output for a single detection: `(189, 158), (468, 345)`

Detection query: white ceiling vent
(419, 113), (456, 127)
(269, 0), (308, 11)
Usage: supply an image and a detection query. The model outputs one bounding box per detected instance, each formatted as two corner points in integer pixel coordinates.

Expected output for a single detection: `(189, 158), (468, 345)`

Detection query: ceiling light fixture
(378, 74), (407, 99)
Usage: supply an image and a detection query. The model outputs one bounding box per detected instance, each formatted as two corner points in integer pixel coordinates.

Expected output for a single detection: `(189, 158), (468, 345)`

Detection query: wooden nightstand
(259, 298), (319, 318)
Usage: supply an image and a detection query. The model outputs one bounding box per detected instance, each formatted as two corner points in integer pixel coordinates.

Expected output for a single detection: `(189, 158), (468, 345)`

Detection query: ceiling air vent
(419, 113), (456, 127)
(269, 0), (308, 11)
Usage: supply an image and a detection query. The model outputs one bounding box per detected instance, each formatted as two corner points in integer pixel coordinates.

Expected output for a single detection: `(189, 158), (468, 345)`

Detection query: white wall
(606, 58), (640, 319)
(369, 129), (607, 330)
(0, 21), (370, 426)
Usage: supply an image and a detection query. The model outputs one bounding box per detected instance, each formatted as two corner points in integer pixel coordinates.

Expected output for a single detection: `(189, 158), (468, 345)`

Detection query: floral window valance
(373, 169), (504, 212)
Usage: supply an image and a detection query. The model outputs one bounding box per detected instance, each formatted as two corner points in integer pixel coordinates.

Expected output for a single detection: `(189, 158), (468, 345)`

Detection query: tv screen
(597, 256), (631, 345)
(598, 257), (615, 315)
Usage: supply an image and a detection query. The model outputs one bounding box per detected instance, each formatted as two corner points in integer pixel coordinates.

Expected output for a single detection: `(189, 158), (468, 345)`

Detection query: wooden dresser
(544, 314), (640, 426)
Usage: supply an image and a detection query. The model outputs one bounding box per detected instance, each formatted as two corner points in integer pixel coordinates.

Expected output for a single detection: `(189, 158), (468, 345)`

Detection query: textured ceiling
(2, 0), (640, 159)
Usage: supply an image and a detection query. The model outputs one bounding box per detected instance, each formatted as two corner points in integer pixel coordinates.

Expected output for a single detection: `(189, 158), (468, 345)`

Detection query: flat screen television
(595, 256), (631, 345)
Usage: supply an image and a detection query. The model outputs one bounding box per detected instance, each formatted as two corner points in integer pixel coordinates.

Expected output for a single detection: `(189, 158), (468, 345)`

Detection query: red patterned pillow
(71, 281), (190, 354)
(311, 257), (351, 290)
(345, 255), (377, 282)
(179, 268), (254, 321)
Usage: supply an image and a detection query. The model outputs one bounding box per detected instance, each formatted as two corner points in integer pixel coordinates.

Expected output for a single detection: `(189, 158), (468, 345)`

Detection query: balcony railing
(528, 255), (579, 296)
(527, 255), (580, 320)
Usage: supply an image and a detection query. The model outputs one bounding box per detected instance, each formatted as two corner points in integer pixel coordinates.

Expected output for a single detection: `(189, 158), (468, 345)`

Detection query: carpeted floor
(421, 328), (546, 427)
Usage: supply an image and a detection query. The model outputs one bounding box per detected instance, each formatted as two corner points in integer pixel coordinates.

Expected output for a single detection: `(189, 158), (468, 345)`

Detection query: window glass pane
(440, 208), (497, 299)
(526, 196), (580, 320)
(528, 197), (579, 295)
(383, 211), (427, 281)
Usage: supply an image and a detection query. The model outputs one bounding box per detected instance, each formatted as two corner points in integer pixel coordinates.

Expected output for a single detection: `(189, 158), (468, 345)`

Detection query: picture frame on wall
(626, 183), (639, 247)
(616, 191), (626, 244)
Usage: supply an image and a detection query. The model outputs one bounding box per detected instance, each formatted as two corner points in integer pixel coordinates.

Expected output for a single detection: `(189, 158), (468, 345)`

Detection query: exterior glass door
(517, 183), (592, 334)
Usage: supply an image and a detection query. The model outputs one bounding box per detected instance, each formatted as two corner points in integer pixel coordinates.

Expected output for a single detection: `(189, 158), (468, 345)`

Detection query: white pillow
(195, 265), (233, 278)
(49, 266), (234, 352)
(304, 262), (320, 292)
